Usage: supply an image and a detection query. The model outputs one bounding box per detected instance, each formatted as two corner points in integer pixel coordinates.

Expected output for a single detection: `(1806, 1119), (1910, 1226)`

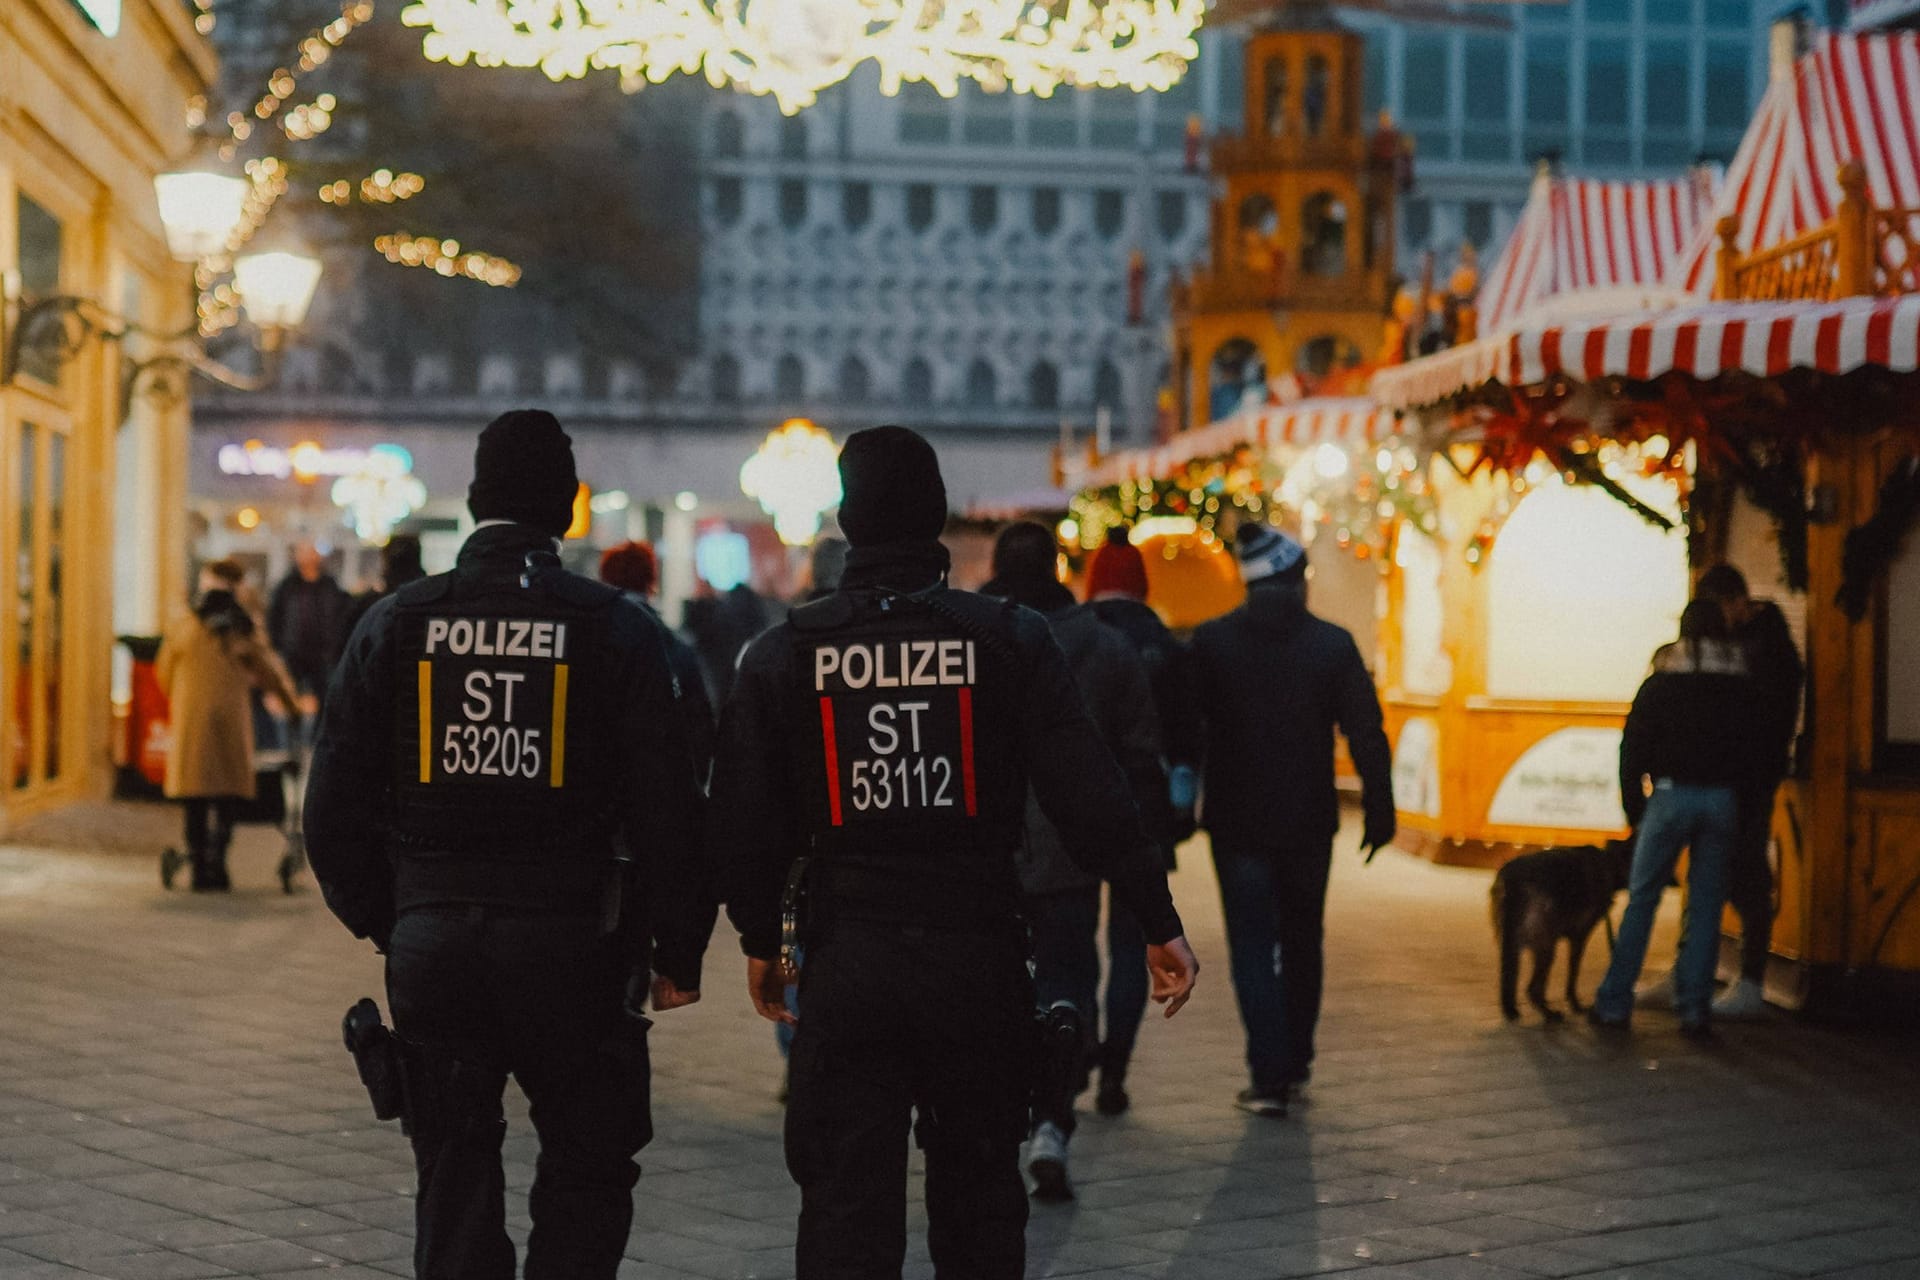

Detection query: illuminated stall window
(1486, 475), (1689, 703)
(1396, 529), (1450, 696)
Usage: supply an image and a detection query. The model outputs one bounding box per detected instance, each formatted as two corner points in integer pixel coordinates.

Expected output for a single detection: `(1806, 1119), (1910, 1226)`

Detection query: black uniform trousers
(785, 919), (1033, 1280)
(386, 904), (652, 1280)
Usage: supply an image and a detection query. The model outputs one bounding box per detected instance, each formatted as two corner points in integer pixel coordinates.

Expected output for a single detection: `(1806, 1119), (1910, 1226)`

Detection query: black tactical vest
(388, 560), (619, 858)
(787, 586), (1027, 925)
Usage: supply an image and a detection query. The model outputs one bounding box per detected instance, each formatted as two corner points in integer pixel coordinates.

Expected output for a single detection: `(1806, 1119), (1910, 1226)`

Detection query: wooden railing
(1719, 162), (1918, 302)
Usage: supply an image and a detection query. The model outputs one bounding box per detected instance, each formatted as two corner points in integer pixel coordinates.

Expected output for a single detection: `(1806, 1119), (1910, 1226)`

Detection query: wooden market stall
(1373, 27), (1920, 996)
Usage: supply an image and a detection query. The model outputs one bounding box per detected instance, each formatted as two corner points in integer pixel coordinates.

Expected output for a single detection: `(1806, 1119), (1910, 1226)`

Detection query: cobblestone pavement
(2, 805), (1918, 1279)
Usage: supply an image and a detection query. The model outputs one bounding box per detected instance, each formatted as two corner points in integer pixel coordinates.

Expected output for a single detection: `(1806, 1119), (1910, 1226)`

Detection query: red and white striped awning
(1375, 295), (1920, 408)
(1673, 31), (1920, 296)
(1071, 398), (1388, 491)
(1481, 172), (1717, 332)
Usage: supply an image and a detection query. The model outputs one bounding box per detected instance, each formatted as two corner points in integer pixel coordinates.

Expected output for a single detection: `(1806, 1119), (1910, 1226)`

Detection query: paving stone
(0, 818), (1917, 1278)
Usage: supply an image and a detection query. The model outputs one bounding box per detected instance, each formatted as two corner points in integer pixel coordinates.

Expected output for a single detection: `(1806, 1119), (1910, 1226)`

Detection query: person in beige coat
(157, 588), (299, 890)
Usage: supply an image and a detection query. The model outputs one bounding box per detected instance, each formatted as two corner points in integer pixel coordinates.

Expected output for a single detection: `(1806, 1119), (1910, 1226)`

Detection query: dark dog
(1492, 840), (1635, 1022)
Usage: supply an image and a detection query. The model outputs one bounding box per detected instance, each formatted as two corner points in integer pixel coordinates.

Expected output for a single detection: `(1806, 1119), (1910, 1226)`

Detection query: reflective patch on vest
(412, 617), (572, 790)
(811, 639), (979, 826)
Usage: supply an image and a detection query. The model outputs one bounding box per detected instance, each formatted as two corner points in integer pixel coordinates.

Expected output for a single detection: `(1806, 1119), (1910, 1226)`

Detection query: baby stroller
(160, 726), (310, 895)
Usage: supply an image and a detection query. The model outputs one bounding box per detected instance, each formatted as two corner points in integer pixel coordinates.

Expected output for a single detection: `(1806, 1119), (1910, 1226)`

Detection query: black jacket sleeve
(304, 600), (399, 947)
(1334, 631), (1395, 833)
(613, 604), (713, 991)
(709, 630), (801, 961)
(1619, 676), (1655, 828)
(1015, 611), (1184, 945)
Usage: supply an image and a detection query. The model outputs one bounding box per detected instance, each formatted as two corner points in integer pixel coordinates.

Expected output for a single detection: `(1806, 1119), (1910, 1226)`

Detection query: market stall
(1373, 27), (1920, 992)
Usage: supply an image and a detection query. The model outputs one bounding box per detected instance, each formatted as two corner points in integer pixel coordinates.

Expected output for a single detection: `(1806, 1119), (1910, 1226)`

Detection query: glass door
(5, 402), (74, 795)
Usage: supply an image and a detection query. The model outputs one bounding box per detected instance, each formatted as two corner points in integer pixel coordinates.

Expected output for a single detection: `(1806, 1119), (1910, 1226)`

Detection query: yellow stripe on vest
(550, 664), (569, 788)
(417, 661), (433, 783)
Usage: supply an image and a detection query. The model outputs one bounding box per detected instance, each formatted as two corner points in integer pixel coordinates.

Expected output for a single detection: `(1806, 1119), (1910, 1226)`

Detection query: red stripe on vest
(957, 687), (979, 817)
(819, 696), (844, 827)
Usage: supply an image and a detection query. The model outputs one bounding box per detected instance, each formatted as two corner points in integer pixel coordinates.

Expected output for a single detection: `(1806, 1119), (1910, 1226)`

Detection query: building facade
(0, 0), (211, 825)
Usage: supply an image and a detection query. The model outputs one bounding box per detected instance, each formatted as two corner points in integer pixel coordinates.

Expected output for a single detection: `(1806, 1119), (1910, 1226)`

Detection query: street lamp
(740, 418), (842, 546)
(152, 168), (250, 262)
(233, 251), (323, 336)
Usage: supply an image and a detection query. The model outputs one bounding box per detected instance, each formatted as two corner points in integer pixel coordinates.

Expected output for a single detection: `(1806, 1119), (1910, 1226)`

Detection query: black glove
(1361, 810), (1397, 863)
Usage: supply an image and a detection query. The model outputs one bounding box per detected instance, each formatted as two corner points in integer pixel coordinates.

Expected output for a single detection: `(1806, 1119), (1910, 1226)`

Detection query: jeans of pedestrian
(1210, 836), (1334, 1093)
(1026, 886), (1101, 1135)
(386, 905), (652, 1280)
(1594, 783), (1738, 1025)
(785, 920), (1031, 1280)
(1728, 784), (1780, 981)
(1102, 888), (1149, 1076)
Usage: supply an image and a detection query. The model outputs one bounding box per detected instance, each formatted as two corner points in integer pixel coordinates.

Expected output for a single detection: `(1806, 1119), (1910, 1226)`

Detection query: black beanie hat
(991, 521), (1058, 586)
(467, 409), (578, 537)
(836, 425), (948, 547)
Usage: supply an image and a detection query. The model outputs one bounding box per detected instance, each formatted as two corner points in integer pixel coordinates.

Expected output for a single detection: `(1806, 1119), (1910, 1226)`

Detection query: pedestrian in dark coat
(983, 521), (1164, 1201)
(1593, 601), (1768, 1035)
(267, 540), (352, 708)
(1189, 522), (1395, 1114)
(1082, 526), (1197, 1114)
(1693, 564), (1803, 1019)
(602, 539), (717, 786)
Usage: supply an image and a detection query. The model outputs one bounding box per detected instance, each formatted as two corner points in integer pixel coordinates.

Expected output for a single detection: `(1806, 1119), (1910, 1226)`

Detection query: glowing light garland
(319, 169), (427, 205)
(399, 0), (1205, 115)
(374, 234), (523, 286)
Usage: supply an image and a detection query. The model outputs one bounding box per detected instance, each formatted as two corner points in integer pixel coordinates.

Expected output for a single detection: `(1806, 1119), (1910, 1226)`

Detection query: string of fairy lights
(185, 0), (521, 337)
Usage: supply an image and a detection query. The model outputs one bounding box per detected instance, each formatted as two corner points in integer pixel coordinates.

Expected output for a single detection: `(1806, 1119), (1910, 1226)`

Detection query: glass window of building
(1363, 32), (1387, 121)
(1644, 0), (1693, 25)
(42, 434), (62, 785)
(780, 114), (808, 159)
(1157, 190), (1188, 241)
(1029, 91), (1078, 148)
(838, 355), (871, 404)
(1402, 197), (1433, 251)
(899, 81), (953, 143)
(1704, 0), (1747, 26)
(1032, 186), (1062, 236)
(15, 195), (64, 388)
(1027, 361), (1060, 411)
(1153, 72), (1200, 150)
(1089, 88), (1139, 148)
(713, 110), (744, 157)
(1093, 359), (1124, 413)
(843, 181), (872, 230)
(1524, 34), (1571, 161)
(712, 353), (741, 403)
(1464, 200), (1494, 249)
(903, 357), (935, 406)
(969, 185), (1000, 233)
(12, 422), (34, 790)
(1584, 38), (1632, 165)
(1461, 36), (1511, 163)
(963, 81), (1016, 145)
(1094, 189), (1126, 240)
(1584, 0), (1630, 24)
(1704, 42), (1751, 132)
(1214, 33), (1246, 136)
(775, 354), (806, 401)
(713, 178), (743, 227)
(1643, 40), (1694, 167)
(965, 358), (997, 407)
(1403, 32), (1453, 160)
(779, 179), (809, 229)
(906, 183), (937, 232)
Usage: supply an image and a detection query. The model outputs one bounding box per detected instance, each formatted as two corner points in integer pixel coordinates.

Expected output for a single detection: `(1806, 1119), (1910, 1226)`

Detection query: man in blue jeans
(1189, 524), (1396, 1116)
(1594, 600), (1767, 1036)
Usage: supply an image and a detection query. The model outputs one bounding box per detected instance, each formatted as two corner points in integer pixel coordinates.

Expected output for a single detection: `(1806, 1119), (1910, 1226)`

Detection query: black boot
(205, 826), (233, 892)
(188, 836), (219, 892)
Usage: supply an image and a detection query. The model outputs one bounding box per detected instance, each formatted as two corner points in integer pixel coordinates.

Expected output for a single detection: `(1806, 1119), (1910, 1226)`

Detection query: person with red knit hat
(1082, 525), (1202, 1115)
(602, 540), (715, 785)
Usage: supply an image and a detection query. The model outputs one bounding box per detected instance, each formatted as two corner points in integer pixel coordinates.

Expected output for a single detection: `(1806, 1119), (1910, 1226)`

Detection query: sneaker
(1586, 1008), (1630, 1031)
(1634, 969), (1676, 1010)
(1712, 978), (1767, 1020)
(1027, 1122), (1072, 1202)
(1234, 1087), (1290, 1118)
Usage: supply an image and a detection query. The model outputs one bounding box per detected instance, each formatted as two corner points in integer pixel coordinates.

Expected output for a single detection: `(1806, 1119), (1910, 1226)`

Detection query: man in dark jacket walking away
(1082, 527), (1198, 1115)
(304, 410), (711, 1280)
(1190, 523), (1395, 1116)
(1593, 601), (1767, 1036)
(1694, 564), (1803, 1019)
(267, 540), (352, 711)
(708, 427), (1197, 1280)
(984, 522), (1165, 1202)
(602, 539), (717, 786)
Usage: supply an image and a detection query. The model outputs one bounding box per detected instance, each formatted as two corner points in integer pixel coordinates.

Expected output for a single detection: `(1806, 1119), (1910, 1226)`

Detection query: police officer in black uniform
(305, 410), (709, 1280)
(709, 426), (1198, 1280)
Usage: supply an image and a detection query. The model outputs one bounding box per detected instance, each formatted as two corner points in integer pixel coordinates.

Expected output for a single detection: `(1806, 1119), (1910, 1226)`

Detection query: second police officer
(305, 410), (710, 1280)
(709, 426), (1199, 1280)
